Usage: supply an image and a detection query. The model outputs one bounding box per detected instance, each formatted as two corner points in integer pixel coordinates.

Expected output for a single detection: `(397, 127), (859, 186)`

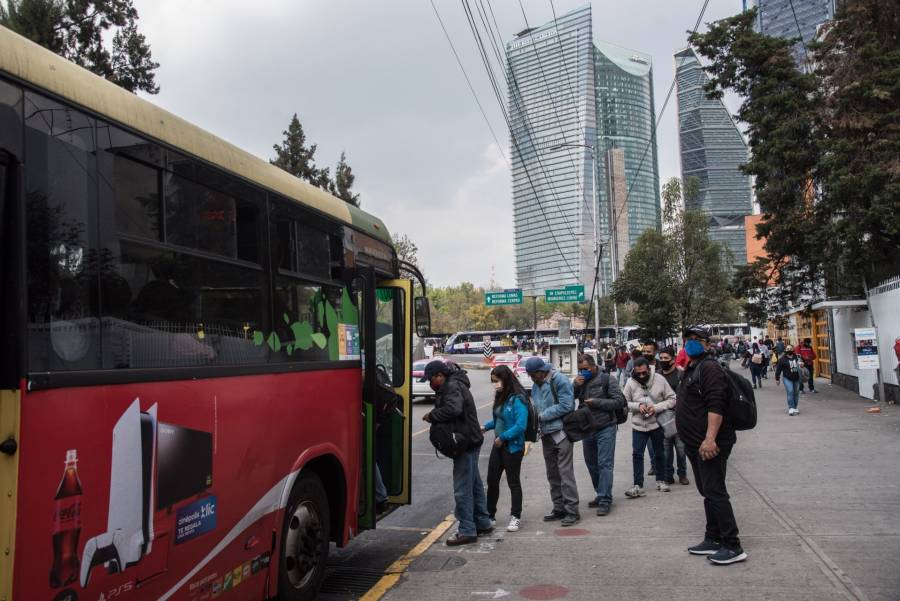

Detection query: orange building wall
(745, 214), (767, 263)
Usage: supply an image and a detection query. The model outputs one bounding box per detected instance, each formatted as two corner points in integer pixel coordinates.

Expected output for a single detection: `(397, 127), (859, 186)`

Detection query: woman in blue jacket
(483, 365), (529, 532)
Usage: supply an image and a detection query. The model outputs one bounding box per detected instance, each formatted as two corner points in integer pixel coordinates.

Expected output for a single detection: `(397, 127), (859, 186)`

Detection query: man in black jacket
(573, 354), (625, 516)
(422, 360), (492, 546)
(676, 326), (747, 565)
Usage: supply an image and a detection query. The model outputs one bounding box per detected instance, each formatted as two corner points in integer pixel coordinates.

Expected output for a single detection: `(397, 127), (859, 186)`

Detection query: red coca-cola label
(52, 497), (81, 534)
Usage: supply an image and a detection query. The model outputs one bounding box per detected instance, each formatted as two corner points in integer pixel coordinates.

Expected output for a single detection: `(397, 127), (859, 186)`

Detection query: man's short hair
(579, 354), (597, 367)
(642, 340), (657, 350)
(660, 346), (676, 357)
(633, 357), (649, 369)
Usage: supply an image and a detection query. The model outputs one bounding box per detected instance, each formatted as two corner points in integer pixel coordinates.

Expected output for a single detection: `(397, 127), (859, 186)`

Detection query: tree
(1, 0), (159, 94)
(270, 114), (327, 185)
(613, 177), (738, 339)
(691, 3), (900, 321)
(330, 151), (360, 207)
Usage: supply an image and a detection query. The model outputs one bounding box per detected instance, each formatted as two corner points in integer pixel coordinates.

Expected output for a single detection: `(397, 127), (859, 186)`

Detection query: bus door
(357, 273), (412, 530)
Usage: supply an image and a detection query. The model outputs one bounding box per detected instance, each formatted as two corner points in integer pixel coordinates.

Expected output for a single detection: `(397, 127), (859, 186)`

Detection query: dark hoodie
(428, 366), (484, 449)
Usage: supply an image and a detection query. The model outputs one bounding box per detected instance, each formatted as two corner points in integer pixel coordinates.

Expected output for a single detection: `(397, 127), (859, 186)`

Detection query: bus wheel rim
(284, 501), (323, 589)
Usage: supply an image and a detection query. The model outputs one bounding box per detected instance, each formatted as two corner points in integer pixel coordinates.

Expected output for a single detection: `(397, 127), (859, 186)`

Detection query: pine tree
(1, 0), (159, 94)
(331, 151), (360, 207)
(271, 114), (325, 185)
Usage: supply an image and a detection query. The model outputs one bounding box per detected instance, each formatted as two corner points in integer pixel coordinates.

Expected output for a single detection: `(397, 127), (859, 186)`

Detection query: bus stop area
(376, 380), (900, 601)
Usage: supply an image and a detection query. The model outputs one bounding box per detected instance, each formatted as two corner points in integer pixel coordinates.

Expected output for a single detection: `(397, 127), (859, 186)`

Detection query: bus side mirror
(414, 297), (431, 338)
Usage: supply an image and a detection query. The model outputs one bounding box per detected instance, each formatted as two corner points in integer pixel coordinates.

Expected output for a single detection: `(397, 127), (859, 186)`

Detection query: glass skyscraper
(675, 47), (753, 266)
(507, 4), (659, 297)
(744, 0), (836, 69)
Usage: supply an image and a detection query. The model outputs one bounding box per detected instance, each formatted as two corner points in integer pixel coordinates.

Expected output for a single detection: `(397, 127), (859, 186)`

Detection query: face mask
(685, 340), (705, 358)
(578, 369), (593, 380)
(633, 372), (650, 384)
(658, 360), (672, 371)
(492, 381), (503, 391)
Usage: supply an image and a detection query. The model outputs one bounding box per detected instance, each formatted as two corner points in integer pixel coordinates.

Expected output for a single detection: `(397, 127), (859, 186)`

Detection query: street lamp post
(551, 141), (602, 344)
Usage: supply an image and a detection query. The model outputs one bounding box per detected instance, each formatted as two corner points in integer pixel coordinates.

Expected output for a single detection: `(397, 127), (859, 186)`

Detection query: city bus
(0, 27), (428, 601)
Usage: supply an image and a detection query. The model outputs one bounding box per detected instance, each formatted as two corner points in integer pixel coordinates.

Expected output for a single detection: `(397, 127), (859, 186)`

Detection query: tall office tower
(675, 47), (753, 266)
(507, 4), (595, 297)
(507, 5), (659, 298)
(594, 41), (659, 295)
(744, 0), (836, 69)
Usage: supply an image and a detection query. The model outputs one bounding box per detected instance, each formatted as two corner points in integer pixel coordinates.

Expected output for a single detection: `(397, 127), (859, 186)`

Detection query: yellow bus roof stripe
(0, 26), (392, 244)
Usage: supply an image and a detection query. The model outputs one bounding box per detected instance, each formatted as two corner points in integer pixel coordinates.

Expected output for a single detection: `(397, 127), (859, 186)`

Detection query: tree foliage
(1, 0), (159, 94)
(613, 177), (738, 339)
(690, 3), (900, 321)
(271, 114), (361, 206)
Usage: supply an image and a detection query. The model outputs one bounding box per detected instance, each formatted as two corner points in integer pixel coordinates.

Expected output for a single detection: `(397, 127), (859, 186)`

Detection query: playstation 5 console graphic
(80, 399), (157, 588)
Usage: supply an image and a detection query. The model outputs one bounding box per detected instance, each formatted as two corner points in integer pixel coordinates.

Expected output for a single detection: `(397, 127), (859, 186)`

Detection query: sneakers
(788, 408), (799, 416)
(560, 514), (580, 527)
(648, 466), (656, 476)
(624, 485), (646, 498)
(446, 533), (477, 546)
(506, 516), (521, 532)
(542, 510), (566, 522)
(476, 525), (494, 536)
(664, 478), (675, 485)
(679, 475), (690, 485)
(587, 499), (600, 508)
(708, 546), (748, 565)
(687, 539), (722, 555)
(595, 503), (611, 516)
(657, 481), (671, 492)
(812, 389), (819, 393)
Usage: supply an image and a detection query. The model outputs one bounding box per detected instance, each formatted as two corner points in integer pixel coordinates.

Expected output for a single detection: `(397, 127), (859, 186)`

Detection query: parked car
(411, 356), (448, 401)
(491, 353), (521, 369)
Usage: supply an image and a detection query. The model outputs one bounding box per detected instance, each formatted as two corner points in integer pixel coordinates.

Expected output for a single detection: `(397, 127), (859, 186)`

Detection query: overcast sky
(133, 0), (745, 289)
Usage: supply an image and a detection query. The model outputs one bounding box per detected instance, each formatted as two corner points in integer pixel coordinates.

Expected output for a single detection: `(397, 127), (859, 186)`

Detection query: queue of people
(419, 325), (749, 566)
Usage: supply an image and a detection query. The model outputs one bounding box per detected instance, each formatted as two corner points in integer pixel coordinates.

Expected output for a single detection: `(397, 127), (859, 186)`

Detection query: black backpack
(522, 395), (540, 443)
(701, 358), (757, 431)
(429, 420), (469, 458)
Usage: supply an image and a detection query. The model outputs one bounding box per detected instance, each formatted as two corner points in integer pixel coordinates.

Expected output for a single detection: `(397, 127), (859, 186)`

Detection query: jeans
(486, 445), (524, 519)
(632, 428), (665, 487)
(582, 424), (617, 504)
(374, 463), (388, 503)
(663, 433), (687, 481)
(784, 378), (800, 410)
(749, 364), (763, 386)
(686, 444), (741, 549)
(541, 434), (580, 516)
(452, 444), (492, 536)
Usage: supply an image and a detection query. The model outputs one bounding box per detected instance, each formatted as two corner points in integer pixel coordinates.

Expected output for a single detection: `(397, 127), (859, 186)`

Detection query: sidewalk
(384, 377), (900, 601)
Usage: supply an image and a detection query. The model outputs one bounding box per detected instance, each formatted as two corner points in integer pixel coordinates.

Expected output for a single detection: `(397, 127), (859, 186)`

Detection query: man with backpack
(676, 326), (747, 565)
(524, 356), (580, 526)
(421, 360), (493, 546)
(573, 354), (626, 516)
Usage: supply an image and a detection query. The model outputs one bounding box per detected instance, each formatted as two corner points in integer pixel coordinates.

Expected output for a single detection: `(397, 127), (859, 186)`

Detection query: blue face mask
(685, 339), (706, 358)
(579, 369), (593, 380)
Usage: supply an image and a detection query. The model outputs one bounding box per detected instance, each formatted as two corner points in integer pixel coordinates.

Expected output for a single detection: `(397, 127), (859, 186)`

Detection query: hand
(422, 412), (432, 423)
(480, 426), (486, 433)
(583, 398), (593, 407)
(639, 403), (650, 416)
(574, 375), (585, 386)
(644, 404), (656, 416)
(699, 438), (719, 461)
(493, 438), (503, 449)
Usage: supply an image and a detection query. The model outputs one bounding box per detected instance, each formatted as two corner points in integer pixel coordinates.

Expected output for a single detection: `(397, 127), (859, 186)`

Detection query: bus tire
(278, 472), (330, 601)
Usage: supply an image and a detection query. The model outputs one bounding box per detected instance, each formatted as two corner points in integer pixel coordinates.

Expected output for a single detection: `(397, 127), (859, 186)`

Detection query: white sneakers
(625, 485), (647, 498)
(507, 516), (521, 532)
(657, 481), (671, 492)
(788, 408), (800, 416)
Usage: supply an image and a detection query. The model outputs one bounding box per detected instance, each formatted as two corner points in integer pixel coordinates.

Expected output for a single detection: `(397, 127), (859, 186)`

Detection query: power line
(786, 0), (813, 72)
(428, 0), (509, 167)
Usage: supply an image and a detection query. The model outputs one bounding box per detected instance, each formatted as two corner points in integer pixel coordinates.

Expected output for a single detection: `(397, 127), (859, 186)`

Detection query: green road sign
(485, 289), (524, 306)
(545, 285), (585, 303)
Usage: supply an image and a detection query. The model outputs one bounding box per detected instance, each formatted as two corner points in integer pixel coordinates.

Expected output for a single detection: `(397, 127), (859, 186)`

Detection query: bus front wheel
(278, 472), (330, 601)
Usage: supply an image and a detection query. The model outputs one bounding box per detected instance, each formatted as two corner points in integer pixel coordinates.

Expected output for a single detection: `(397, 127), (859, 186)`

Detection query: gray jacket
(574, 371), (625, 431)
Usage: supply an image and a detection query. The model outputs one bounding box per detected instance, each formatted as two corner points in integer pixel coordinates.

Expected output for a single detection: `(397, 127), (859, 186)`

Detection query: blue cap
(420, 360), (451, 382)
(523, 356), (551, 373)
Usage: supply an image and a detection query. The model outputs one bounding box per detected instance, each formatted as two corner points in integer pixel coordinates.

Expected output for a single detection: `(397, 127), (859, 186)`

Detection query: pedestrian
(421, 360), (493, 545)
(616, 346), (630, 387)
(797, 338), (818, 393)
(775, 345), (804, 415)
(524, 356), (580, 526)
(759, 340), (770, 379)
(640, 340), (660, 473)
(622, 358), (676, 497)
(604, 346), (616, 374)
(483, 365), (528, 533)
(676, 326), (747, 565)
(774, 337), (785, 361)
(748, 343), (764, 389)
(625, 347), (641, 380)
(573, 354), (626, 516)
(658, 347), (689, 486)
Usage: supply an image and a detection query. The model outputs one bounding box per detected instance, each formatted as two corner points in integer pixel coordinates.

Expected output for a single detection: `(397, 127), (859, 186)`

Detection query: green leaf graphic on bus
(251, 287), (356, 358)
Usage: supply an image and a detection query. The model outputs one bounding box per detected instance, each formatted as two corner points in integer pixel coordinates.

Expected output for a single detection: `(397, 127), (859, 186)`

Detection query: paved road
(318, 364), (498, 600)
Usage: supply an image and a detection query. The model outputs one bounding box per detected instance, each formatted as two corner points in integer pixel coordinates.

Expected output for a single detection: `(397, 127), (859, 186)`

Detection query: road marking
(359, 513), (456, 601)
(412, 400), (494, 438)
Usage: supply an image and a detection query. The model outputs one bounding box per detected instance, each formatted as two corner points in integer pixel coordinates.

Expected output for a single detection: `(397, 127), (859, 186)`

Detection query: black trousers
(486, 445), (524, 519)
(685, 444), (741, 549)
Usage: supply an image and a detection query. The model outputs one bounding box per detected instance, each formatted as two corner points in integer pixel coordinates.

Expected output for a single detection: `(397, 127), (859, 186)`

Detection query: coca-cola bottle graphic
(50, 449), (82, 588)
